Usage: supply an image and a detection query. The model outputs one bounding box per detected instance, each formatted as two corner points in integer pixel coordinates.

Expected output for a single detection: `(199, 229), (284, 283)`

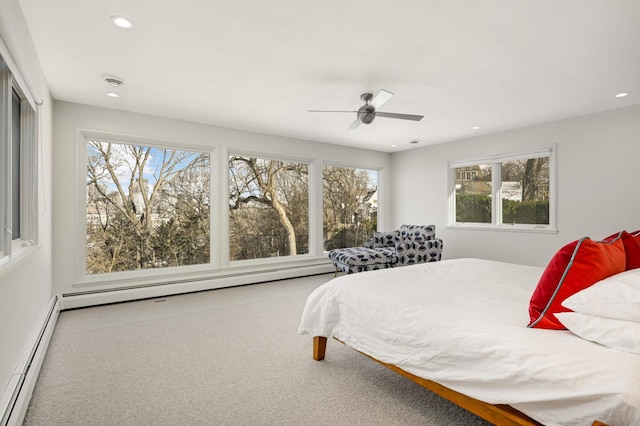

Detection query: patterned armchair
(329, 224), (443, 274)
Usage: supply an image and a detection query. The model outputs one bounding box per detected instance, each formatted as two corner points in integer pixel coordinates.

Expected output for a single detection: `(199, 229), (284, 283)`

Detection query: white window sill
(73, 255), (331, 288)
(445, 224), (558, 234)
(0, 243), (40, 279)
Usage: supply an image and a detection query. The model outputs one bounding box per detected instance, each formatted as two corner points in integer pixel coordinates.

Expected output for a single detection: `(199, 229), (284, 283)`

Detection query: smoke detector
(104, 77), (124, 87)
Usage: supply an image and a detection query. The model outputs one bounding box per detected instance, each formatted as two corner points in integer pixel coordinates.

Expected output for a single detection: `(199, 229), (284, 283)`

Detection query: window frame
(0, 53), (39, 269)
(78, 131), (217, 284)
(446, 146), (557, 233)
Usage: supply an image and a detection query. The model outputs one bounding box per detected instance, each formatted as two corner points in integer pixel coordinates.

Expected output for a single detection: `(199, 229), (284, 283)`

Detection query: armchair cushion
(328, 247), (395, 267)
(395, 224), (436, 242)
(376, 246), (399, 264)
(372, 231), (398, 248)
(396, 239), (443, 265)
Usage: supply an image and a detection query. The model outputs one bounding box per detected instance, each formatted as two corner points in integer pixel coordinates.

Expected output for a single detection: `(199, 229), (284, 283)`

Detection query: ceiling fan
(308, 89), (423, 130)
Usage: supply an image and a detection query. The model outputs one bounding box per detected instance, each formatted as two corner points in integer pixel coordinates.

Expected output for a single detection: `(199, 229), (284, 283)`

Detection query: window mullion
(10, 88), (21, 242)
(492, 162), (501, 225)
(0, 67), (10, 256)
(21, 99), (37, 243)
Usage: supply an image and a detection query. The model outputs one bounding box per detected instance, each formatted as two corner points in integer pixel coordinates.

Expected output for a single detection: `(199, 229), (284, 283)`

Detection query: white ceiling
(18, 0), (640, 152)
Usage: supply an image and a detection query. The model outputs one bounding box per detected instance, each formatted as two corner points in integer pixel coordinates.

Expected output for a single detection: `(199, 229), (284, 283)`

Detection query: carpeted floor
(24, 274), (490, 425)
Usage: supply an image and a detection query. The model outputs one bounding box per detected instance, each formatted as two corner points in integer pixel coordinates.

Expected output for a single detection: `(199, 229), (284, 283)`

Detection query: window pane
(501, 158), (550, 225)
(323, 165), (377, 250)
(228, 156), (309, 260)
(454, 164), (492, 223)
(86, 140), (210, 274)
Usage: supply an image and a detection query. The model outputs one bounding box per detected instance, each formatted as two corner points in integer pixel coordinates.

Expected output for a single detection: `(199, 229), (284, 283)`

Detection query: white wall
(391, 105), (640, 267)
(0, 0), (53, 408)
(53, 101), (391, 305)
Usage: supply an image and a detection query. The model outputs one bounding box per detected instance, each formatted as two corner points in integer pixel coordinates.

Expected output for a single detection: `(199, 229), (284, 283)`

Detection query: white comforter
(298, 258), (640, 426)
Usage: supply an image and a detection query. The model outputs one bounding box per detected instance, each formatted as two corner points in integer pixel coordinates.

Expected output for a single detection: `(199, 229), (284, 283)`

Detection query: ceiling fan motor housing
(358, 104), (376, 124)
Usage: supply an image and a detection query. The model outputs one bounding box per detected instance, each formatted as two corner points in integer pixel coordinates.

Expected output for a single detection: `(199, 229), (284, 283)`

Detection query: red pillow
(604, 230), (640, 270)
(622, 231), (640, 271)
(627, 230), (640, 270)
(528, 236), (626, 329)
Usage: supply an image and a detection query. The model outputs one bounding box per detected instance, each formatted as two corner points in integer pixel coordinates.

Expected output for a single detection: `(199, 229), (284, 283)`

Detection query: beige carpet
(24, 274), (490, 426)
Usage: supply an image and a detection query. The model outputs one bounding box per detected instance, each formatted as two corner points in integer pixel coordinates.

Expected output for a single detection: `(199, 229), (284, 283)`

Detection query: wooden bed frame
(312, 336), (608, 426)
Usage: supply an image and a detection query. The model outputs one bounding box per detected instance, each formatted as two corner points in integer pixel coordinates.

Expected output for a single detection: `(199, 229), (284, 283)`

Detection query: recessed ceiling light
(390, 144), (397, 147)
(110, 16), (134, 29)
(614, 92), (629, 98)
(472, 126), (481, 130)
(106, 92), (119, 98)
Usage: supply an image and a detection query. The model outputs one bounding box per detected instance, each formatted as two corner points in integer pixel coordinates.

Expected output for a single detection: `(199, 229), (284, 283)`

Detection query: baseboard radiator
(1, 295), (59, 426)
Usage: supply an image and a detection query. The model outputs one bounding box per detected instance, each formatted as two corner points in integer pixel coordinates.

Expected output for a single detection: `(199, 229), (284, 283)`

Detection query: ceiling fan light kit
(309, 89), (423, 129)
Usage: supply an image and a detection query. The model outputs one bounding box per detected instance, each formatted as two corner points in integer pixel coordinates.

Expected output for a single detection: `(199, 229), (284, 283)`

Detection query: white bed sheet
(298, 258), (640, 426)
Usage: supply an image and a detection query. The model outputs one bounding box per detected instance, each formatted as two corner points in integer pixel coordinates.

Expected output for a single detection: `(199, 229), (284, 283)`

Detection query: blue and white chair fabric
(328, 247), (396, 274)
(396, 239), (443, 265)
(328, 224), (443, 274)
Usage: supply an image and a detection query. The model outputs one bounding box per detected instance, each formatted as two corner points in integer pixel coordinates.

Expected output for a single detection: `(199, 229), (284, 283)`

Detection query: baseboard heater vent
(1, 295), (59, 426)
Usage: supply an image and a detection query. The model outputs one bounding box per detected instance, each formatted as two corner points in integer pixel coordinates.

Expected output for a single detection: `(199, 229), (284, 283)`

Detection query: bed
(298, 258), (640, 426)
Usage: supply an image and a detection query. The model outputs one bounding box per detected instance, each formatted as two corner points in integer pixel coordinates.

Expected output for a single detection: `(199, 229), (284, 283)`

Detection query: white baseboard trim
(61, 263), (334, 310)
(1, 295), (59, 426)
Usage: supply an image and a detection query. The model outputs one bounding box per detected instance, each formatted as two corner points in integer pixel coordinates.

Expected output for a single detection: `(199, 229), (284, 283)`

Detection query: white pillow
(561, 268), (640, 322)
(555, 312), (640, 355)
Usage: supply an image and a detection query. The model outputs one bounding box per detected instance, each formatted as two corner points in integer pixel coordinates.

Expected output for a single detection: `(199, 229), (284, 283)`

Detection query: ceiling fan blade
(307, 110), (357, 113)
(376, 112), (423, 121)
(370, 89), (394, 109)
(348, 118), (361, 130)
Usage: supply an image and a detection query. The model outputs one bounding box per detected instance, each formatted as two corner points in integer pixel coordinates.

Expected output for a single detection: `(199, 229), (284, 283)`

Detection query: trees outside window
(450, 149), (553, 230)
(85, 141), (384, 276)
(323, 165), (378, 250)
(454, 164), (492, 223)
(228, 156), (309, 261)
(500, 158), (550, 225)
(86, 140), (210, 274)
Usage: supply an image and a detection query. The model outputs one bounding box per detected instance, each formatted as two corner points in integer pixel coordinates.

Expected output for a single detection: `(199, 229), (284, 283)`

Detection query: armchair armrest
(396, 238), (443, 265)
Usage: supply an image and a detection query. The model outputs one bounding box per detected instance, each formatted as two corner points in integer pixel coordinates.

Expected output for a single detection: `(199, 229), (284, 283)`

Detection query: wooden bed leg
(313, 336), (327, 361)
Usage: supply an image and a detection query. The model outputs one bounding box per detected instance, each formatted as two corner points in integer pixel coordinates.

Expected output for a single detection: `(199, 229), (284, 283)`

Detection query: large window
(323, 165), (378, 250)
(228, 155), (309, 261)
(86, 139), (210, 274)
(0, 55), (38, 265)
(448, 148), (555, 231)
(83, 143), (384, 278)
